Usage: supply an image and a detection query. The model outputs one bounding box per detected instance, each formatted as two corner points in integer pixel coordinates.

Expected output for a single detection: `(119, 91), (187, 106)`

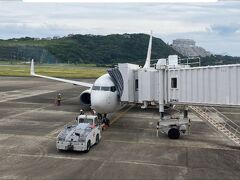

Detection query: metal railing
(207, 107), (240, 137)
(189, 106), (240, 146)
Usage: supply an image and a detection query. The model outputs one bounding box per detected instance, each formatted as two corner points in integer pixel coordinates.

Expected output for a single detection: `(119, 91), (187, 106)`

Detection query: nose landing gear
(97, 113), (110, 130)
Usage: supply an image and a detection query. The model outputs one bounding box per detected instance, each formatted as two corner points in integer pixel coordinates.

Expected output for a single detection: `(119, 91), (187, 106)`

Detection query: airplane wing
(30, 60), (93, 88)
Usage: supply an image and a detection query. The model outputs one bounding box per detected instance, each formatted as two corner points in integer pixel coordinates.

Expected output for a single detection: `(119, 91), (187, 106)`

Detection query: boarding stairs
(189, 106), (240, 146)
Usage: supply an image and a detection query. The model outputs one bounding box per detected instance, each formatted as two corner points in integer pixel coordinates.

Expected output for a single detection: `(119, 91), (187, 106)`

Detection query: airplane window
(110, 86), (116, 92)
(93, 86), (116, 92)
(92, 86), (100, 90)
(101, 87), (110, 91)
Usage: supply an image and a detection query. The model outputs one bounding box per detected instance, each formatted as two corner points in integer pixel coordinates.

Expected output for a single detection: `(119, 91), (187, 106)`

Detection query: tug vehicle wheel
(168, 128), (180, 139)
(95, 134), (100, 144)
(86, 140), (91, 153)
(57, 149), (63, 153)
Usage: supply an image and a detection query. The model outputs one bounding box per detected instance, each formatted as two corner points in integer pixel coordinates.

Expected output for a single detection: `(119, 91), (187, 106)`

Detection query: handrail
(189, 105), (239, 145)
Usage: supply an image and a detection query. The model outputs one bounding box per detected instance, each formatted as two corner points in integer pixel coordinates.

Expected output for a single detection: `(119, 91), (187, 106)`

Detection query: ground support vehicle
(56, 115), (101, 152)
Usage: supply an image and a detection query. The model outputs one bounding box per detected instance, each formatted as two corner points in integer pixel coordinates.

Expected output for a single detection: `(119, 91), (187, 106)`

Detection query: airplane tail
(143, 31), (153, 69)
(30, 59), (35, 75)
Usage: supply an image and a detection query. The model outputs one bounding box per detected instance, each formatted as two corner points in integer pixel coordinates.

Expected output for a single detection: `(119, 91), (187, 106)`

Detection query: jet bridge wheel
(168, 128), (180, 139)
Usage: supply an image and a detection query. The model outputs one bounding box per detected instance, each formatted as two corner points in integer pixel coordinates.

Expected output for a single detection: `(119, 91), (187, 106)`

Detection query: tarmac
(0, 76), (239, 180)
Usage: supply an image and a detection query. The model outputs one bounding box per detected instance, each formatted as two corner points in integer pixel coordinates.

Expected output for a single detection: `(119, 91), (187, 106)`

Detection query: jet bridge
(109, 55), (240, 141)
(116, 55), (240, 108)
(167, 64), (240, 107)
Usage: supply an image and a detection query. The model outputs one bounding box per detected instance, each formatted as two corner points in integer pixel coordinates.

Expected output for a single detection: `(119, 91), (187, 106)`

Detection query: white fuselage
(90, 74), (119, 114)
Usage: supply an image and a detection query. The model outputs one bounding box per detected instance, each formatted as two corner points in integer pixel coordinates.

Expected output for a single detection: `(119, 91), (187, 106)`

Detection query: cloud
(210, 24), (240, 35)
(0, 1), (239, 55)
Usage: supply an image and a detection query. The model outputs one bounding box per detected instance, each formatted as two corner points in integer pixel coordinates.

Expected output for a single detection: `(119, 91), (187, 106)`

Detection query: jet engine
(79, 89), (91, 110)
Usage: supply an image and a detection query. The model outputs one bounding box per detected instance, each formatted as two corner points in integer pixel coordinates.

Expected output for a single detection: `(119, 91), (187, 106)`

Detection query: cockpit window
(101, 87), (110, 91)
(92, 86), (100, 90)
(92, 86), (116, 92)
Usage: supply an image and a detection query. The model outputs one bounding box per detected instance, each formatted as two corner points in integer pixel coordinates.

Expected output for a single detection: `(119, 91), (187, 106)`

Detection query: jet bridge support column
(184, 107), (188, 118)
(157, 68), (165, 137)
(158, 69), (165, 120)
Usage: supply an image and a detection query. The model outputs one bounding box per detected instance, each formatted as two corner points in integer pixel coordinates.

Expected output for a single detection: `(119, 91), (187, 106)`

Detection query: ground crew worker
(76, 109), (84, 121)
(79, 109), (84, 115)
(105, 118), (110, 127)
(56, 93), (62, 106)
(102, 116), (110, 127)
(103, 114), (110, 127)
(97, 113), (102, 121)
(91, 109), (96, 115)
(102, 117), (106, 124)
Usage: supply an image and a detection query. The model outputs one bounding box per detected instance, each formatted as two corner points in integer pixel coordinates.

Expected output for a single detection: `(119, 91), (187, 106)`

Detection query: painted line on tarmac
(110, 105), (135, 125)
(220, 112), (240, 115)
(0, 95), (81, 139)
(47, 105), (134, 137)
(46, 121), (74, 138)
(0, 103), (54, 121)
(103, 139), (238, 151)
(4, 101), (50, 105)
(122, 112), (160, 118)
(109, 127), (155, 132)
(0, 90), (56, 103)
(0, 94), (80, 121)
(0, 99), (75, 122)
(0, 133), (54, 140)
(7, 153), (188, 170)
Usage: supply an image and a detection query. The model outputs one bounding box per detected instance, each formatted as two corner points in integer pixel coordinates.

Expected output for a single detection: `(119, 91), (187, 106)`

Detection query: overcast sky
(0, 2), (239, 56)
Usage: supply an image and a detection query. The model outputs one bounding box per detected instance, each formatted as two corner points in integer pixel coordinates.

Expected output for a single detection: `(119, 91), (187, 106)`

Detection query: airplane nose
(91, 96), (105, 112)
(91, 92), (110, 113)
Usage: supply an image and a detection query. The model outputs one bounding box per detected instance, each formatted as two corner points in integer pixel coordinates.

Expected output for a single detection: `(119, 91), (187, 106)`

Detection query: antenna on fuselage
(143, 30), (153, 69)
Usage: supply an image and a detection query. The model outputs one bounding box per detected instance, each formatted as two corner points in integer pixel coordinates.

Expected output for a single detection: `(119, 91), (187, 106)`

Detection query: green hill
(0, 34), (180, 65)
(200, 55), (240, 66)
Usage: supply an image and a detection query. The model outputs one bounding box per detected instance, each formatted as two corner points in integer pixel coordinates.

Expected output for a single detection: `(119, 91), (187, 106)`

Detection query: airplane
(30, 32), (153, 117)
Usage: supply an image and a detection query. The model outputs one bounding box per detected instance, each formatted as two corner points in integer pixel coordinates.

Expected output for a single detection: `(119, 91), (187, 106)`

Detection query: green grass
(0, 64), (106, 78)
(0, 61), (98, 67)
